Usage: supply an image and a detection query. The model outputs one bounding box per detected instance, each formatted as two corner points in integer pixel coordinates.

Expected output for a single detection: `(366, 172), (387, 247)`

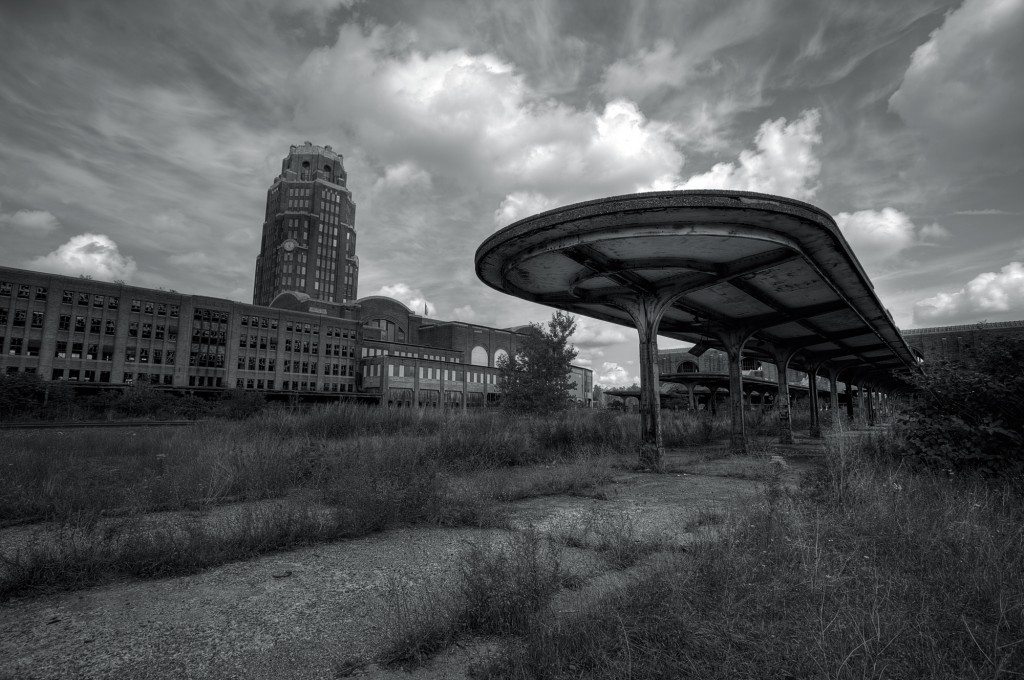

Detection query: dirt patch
(0, 447), (802, 680)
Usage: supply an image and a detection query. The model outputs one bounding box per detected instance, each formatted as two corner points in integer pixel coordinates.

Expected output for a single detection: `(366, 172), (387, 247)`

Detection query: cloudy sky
(1, 0), (1022, 387)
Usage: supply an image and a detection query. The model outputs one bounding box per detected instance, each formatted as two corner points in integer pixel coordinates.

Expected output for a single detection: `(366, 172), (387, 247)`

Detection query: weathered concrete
(476, 190), (920, 464)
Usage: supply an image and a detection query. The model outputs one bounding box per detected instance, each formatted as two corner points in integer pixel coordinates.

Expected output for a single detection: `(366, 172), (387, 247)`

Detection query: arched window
(371, 318), (404, 343)
(323, 164), (332, 175)
(677, 360), (699, 373)
(493, 348), (509, 367)
(471, 346), (488, 366)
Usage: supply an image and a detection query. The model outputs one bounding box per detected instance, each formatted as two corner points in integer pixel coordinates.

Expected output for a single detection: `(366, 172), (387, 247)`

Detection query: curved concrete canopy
(476, 190), (917, 383)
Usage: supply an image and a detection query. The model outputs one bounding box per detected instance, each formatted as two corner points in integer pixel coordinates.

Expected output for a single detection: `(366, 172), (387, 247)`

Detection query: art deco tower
(253, 142), (359, 306)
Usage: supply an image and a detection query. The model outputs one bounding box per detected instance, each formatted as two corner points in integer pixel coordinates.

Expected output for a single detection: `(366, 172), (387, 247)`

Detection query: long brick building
(0, 143), (594, 407)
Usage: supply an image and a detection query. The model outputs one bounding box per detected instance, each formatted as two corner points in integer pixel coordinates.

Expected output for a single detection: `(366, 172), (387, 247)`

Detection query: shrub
(897, 333), (1024, 475)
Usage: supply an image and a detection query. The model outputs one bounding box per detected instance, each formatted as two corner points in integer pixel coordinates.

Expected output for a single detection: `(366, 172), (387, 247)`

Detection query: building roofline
(901, 320), (1024, 335)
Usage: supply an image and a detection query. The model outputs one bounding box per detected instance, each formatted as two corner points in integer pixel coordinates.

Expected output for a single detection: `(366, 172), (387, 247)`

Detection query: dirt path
(0, 437), (828, 680)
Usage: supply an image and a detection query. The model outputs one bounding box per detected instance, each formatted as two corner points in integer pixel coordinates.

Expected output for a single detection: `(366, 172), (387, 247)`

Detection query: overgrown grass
(0, 407), (637, 524)
(479, 427), (1024, 679)
(0, 405), (825, 600)
(0, 408), (627, 599)
(552, 510), (675, 569)
(380, 530), (564, 668)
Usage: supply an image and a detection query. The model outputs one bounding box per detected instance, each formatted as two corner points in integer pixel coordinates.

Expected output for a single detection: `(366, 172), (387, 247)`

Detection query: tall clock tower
(252, 142), (359, 306)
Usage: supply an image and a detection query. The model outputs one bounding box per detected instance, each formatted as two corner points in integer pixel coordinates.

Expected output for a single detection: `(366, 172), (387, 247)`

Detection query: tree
(498, 311), (578, 413)
(898, 332), (1024, 475)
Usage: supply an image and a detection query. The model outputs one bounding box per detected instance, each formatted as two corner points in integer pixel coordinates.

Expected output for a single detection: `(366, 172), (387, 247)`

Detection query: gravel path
(0, 451), (784, 680)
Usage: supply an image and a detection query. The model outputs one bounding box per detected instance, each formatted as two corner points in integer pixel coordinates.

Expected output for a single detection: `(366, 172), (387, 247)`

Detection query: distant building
(902, 321), (1024, 365)
(0, 143), (593, 406)
(253, 142), (359, 306)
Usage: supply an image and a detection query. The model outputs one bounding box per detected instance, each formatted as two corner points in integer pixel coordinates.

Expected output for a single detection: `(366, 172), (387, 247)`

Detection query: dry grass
(379, 529), (564, 668)
(0, 408), (633, 599)
(477, 427), (1024, 679)
(551, 509), (677, 569)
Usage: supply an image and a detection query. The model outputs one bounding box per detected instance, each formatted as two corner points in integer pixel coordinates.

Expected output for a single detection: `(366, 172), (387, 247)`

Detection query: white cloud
(371, 162), (432, 193)
(372, 282), (436, 316)
(835, 208), (949, 271)
(602, 40), (718, 102)
(889, 0), (1024, 174)
(28, 234), (137, 282)
(0, 205), (60, 234)
(596, 361), (635, 388)
(295, 26), (686, 227)
(678, 109), (822, 200)
(571, 318), (630, 349)
(493, 192), (557, 229)
(573, 357), (593, 367)
(919, 222), (951, 242)
(914, 261), (1024, 324)
(451, 305), (476, 322)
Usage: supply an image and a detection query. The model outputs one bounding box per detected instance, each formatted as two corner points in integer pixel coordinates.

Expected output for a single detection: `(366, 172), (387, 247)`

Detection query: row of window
(126, 348), (177, 364)
(4, 337), (37, 356)
(1, 309), (43, 328)
(232, 356), (355, 376)
(240, 314), (276, 329)
(195, 329), (228, 346)
(238, 356), (277, 372)
(361, 346), (461, 363)
(0, 283), (47, 300)
(58, 289), (180, 317)
(190, 352), (225, 368)
(55, 342), (114, 361)
(240, 335), (278, 350)
(279, 381), (354, 393)
(51, 369), (113, 382)
(194, 308), (229, 324)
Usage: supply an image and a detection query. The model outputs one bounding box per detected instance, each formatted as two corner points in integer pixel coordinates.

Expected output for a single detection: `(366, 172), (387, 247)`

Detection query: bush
(216, 389), (267, 420)
(897, 333), (1024, 475)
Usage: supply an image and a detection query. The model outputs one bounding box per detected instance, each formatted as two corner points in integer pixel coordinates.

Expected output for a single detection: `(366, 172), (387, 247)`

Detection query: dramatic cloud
(370, 282), (436, 316)
(678, 109), (822, 200)
(493, 192), (557, 229)
(295, 26), (685, 228)
(28, 234), (137, 282)
(835, 208), (949, 271)
(596, 361), (635, 388)
(914, 261), (1024, 324)
(889, 0), (1024, 176)
(571, 318), (630, 349)
(0, 206), (60, 235)
(602, 40), (713, 102)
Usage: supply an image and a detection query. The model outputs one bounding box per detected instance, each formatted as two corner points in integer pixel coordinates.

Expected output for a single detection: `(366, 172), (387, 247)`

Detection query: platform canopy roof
(476, 190), (919, 388)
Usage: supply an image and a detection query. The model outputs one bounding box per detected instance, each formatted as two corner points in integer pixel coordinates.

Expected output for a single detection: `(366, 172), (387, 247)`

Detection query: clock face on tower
(282, 239), (297, 252)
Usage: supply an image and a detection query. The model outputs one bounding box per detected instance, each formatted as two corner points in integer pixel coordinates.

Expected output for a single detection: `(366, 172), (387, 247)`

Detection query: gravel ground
(0, 451), (785, 680)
